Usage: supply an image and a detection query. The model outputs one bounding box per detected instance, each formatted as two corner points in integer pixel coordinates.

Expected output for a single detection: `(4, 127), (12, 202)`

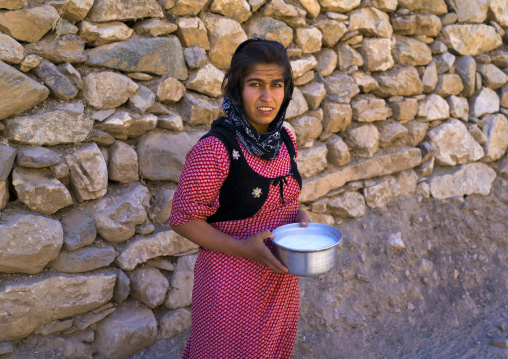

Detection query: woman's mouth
(258, 107), (274, 112)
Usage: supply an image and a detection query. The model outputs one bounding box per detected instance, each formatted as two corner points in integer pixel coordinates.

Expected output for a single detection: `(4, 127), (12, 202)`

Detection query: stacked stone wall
(0, 0), (507, 357)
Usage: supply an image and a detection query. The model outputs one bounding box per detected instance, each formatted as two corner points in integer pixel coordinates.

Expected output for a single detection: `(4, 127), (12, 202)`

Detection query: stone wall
(0, 0), (507, 358)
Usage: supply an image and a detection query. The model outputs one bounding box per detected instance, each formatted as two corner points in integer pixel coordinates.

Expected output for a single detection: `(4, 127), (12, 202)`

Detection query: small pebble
(491, 339), (508, 348)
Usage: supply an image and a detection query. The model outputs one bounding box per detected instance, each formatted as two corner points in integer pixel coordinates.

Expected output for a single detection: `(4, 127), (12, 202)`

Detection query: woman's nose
(260, 86), (272, 100)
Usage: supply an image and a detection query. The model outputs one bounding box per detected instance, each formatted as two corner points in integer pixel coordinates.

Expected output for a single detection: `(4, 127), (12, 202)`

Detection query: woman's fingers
(241, 231), (288, 273)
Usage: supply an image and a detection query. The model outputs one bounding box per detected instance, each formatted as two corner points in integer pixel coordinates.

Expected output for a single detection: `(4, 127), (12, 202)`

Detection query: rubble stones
(326, 136), (351, 166)
(182, 93), (221, 125)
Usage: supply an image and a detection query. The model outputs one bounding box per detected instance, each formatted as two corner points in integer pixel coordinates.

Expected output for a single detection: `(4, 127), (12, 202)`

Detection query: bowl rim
(272, 222), (342, 253)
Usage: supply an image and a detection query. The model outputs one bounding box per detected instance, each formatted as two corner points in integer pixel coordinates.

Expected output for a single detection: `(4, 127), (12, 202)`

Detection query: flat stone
(0, 0), (27, 10)
(176, 17), (209, 50)
(158, 308), (192, 340)
(349, 7), (392, 38)
(0, 61), (49, 121)
(0, 272), (116, 341)
(78, 20), (133, 46)
(391, 14), (442, 37)
(352, 95), (392, 123)
(377, 121), (409, 147)
(0, 214), (63, 274)
(17, 147), (61, 168)
(65, 306), (116, 334)
(3, 103), (93, 145)
(97, 111), (157, 140)
(115, 230), (198, 271)
(247, 17), (293, 48)
(373, 66), (423, 97)
(65, 143), (108, 202)
(34, 319), (74, 336)
(319, 0), (360, 12)
(24, 35), (87, 64)
(129, 266), (169, 308)
(397, 0), (447, 15)
(88, 129), (115, 146)
(0, 182), (7, 211)
(86, 37), (188, 79)
(482, 113), (508, 162)
(0, 34), (23, 64)
(183, 46), (208, 69)
(165, 0), (208, 15)
(186, 64), (224, 98)
(429, 162), (496, 199)
(113, 269), (130, 304)
(83, 71), (138, 109)
(86, 0), (164, 22)
(108, 140), (139, 183)
(291, 56), (317, 79)
(45, 0), (94, 23)
(442, 24), (502, 56)
(61, 211), (96, 251)
(34, 60), (78, 100)
(157, 114), (184, 132)
(50, 246), (116, 273)
(326, 72), (360, 99)
(0, 5), (59, 42)
(134, 18), (177, 37)
(477, 64), (508, 90)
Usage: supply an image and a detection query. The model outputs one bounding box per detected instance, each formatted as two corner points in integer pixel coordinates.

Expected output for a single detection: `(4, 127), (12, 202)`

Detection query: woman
(169, 38), (309, 358)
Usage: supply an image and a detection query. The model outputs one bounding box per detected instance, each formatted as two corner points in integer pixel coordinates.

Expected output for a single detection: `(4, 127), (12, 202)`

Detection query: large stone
(441, 25), (502, 56)
(327, 191), (366, 218)
(203, 15), (247, 70)
(482, 113), (508, 162)
(291, 56), (317, 79)
(427, 119), (484, 166)
(34, 60), (78, 100)
(247, 17), (293, 48)
(97, 111), (157, 140)
(429, 163), (497, 199)
(351, 95), (392, 123)
(12, 166), (73, 215)
(86, 183), (150, 243)
(469, 87), (500, 118)
(0, 272), (116, 341)
(83, 72), (138, 109)
(46, 0), (94, 23)
(86, 0), (164, 22)
(165, 254), (197, 309)
(61, 211), (96, 251)
(448, 0), (489, 23)
(115, 230), (198, 271)
(0, 214), (63, 274)
(397, 0), (447, 15)
(65, 143), (108, 202)
(297, 144), (328, 179)
(433, 74), (464, 97)
(0, 34), (23, 64)
(377, 121), (409, 147)
(295, 27), (322, 54)
(137, 131), (204, 181)
(455, 56), (476, 97)
(3, 103), (93, 145)
(209, 0), (251, 23)
(315, 19), (347, 47)
(129, 266), (169, 308)
(186, 64), (224, 98)
(477, 64), (508, 90)
(0, 145), (16, 180)
(108, 140), (139, 183)
(392, 36), (432, 67)
(24, 35), (87, 64)
(158, 308), (192, 340)
(391, 14), (442, 37)
(0, 61), (49, 120)
(50, 246), (116, 273)
(286, 87), (309, 119)
(86, 37), (188, 79)
(182, 93), (221, 125)
(301, 82), (326, 110)
(261, 0), (306, 28)
(490, 0), (508, 27)
(134, 19), (177, 37)
(360, 38), (394, 72)
(337, 43), (363, 71)
(325, 72), (360, 99)
(344, 124), (380, 158)
(349, 7), (392, 38)
(0, 0), (27, 10)
(318, 0), (360, 12)
(373, 66), (423, 97)
(322, 102), (352, 133)
(165, 0), (208, 15)
(418, 94), (450, 122)
(292, 115), (323, 146)
(150, 77), (186, 104)
(300, 147), (422, 202)
(0, 5), (59, 42)
(78, 20), (133, 46)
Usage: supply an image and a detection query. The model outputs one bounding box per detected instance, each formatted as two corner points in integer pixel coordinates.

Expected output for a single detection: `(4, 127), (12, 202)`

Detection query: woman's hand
(237, 230), (288, 274)
(295, 209), (309, 227)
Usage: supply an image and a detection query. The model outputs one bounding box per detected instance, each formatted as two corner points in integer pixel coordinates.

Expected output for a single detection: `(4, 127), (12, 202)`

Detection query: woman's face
(241, 63), (285, 134)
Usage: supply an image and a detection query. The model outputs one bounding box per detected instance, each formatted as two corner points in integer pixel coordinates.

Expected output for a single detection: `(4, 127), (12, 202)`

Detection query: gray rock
(87, 37), (188, 79)
(50, 246), (116, 273)
(65, 305), (116, 334)
(93, 306), (157, 359)
(0, 145), (16, 180)
(12, 166), (73, 214)
(390, 97), (418, 123)
(404, 121), (428, 147)
(45, 0), (94, 23)
(435, 52), (456, 74)
(351, 71), (379, 93)
(128, 85), (156, 114)
(501, 83), (508, 108)
(0, 5), (59, 42)
(129, 266), (169, 308)
(374, 66), (423, 97)
(108, 140), (139, 183)
(247, 17), (293, 48)
(301, 82), (326, 110)
(482, 113), (508, 162)
(0, 214), (63, 274)
(0, 33), (23, 64)
(24, 35), (87, 64)
(17, 146), (61, 168)
(97, 111), (157, 140)
(65, 143), (108, 202)
(337, 43), (363, 72)
(286, 87), (309, 119)
(326, 136), (350, 167)
(158, 308), (192, 340)
(34, 60), (78, 100)
(0, 61), (49, 121)
(477, 64), (508, 89)
(150, 76), (186, 104)
(165, 254), (197, 309)
(315, 49), (336, 78)
(113, 269), (130, 303)
(115, 230), (198, 271)
(315, 19), (347, 48)
(183, 46), (209, 69)
(297, 144), (328, 178)
(326, 72), (360, 99)
(34, 319), (74, 336)
(148, 187), (176, 224)
(61, 211), (96, 251)
(322, 102), (352, 133)
(86, 0), (164, 22)
(327, 191), (366, 218)
(454, 56), (476, 97)
(157, 114), (184, 132)
(352, 95), (392, 123)
(88, 129), (115, 146)
(261, 0), (306, 28)
(469, 87), (500, 117)
(0, 271), (116, 341)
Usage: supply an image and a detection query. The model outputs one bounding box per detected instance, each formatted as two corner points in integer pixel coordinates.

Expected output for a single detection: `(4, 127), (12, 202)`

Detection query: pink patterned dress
(169, 128), (301, 359)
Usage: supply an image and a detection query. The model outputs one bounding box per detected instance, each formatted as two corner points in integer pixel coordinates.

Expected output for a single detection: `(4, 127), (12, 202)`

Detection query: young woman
(169, 38), (309, 358)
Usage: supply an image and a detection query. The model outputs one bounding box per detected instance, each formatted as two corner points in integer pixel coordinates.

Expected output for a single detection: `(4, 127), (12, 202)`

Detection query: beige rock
(133, 19), (177, 37)
(116, 230), (198, 271)
(292, 115), (323, 146)
(435, 52), (455, 74)
(0, 61), (49, 121)
(315, 19), (346, 47)
(468, 124), (487, 145)
(78, 20), (133, 46)
(398, 0), (447, 15)
(65, 143), (108, 202)
(0, 5), (59, 42)
(391, 14), (442, 37)
(368, 0), (397, 11)
(0, 214), (63, 274)
(98, 111), (157, 140)
(291, 56), (317, 78)
(158, 114), (184, 132)
(418, 94), (449, 122)
(166, 0), (208, 15)
(404, 121), (428, 146)
(247, 17), (293, 48)
(286, 87), (309, 119)
(87, 0), (163, 22)
(0, 0), (27, 10)
(501, 84), (508, 108)
(176, 17), (209, 50)
(262, 0), (306, 28)
(390, 97), (418, 123)
(24, 34), (86, 64)
(352, 95), (392, 123)
(46, 0), (94, 23)
(149, 77), (186, 104)
(447, 95), (469, 122)
(442, 24), (502, 56)
(58, 63), (83, 89)
(209, 0), (251, 23)
(477, 64), (508, 90)
(322, 102), (352, 133)
(326, 72), (360, 99)
(422, 61), (438, 93)
(374, 66), (423, 97)
(148, 187), (176, 224)
(482, 113), (508, 162)
(393, 36), (432, 67)
(344, 124), (380, 157)
(490, 0), (508, 27)
(83, 72), (138, 109)
(447, 0), (488, 23)
(326, 136), (350, 166)
(108, 141), (139, 183)
(300, 147), (422, 202)
(182, 93), (221, 125)
(0, 272), (116, 341)
(0, 34), (23, 64)
(165, 254), (197, 309)
(327, 191), (366, 218)
(351, 71), (379, 93)
(295, 27), (322, 54)
(349, 7), (392, 38)
(19, 54), (42, 72)
(301, 82), (326, 110)
(318, 0), (360, 12)
(377, 121), (408, 147)
(61, 211), (96, 251)
(434, 74), (464, 97)
(186, 64), (224, 98)
(360, 38), (394, 72)
(298, 144), (328, 178)
(203, 15), (247, 70)
(94, 306), (157, 358)
(158, 308), (192, 340)
(129, 266), (169, 308)
(337, 43), (363, 71)
(364, 176), (399, 209)
(469, 87), (500, 117)
(0, 181), (7, 211)
(50, 246), (116, 273)
(429, 162), (496, 199)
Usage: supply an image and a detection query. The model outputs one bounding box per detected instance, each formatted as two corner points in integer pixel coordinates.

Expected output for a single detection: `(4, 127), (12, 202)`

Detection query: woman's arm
(171, 219), (289, 274)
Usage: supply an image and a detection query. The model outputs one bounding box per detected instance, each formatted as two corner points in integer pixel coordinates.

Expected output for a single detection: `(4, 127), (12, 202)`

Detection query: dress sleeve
(169, 136), (230, 226)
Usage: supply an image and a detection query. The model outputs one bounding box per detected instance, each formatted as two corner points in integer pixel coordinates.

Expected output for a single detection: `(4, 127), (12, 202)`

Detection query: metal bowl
(272, 223), (342, 277)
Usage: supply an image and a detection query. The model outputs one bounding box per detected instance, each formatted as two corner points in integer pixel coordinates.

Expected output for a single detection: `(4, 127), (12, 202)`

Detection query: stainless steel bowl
(272, 223), (342, 277)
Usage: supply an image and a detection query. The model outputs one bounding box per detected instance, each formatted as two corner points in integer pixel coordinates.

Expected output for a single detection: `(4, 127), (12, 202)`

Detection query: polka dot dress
(170, 128), (300, 359)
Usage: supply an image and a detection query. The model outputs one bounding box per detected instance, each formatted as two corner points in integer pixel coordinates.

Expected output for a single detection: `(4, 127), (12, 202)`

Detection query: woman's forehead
(244, 63), (284, 81)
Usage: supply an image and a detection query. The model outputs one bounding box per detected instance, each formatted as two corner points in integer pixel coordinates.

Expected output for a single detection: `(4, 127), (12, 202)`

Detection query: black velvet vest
(202, 125), (302, 224)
